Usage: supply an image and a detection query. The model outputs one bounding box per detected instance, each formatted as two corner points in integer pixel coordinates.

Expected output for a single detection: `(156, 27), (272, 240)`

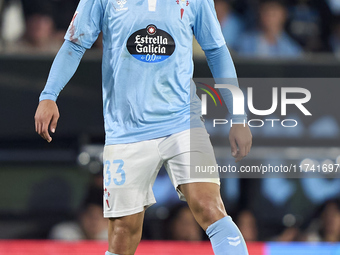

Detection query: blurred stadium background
(1, 0), (340, 254)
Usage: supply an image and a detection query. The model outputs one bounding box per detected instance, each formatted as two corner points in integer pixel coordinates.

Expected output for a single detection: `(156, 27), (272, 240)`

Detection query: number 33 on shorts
(104, 159), (126, 186)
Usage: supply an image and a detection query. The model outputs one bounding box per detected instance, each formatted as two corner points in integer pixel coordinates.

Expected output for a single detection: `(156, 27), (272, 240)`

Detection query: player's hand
(229, 124), (252, 163)
(34, 100), (60, 143)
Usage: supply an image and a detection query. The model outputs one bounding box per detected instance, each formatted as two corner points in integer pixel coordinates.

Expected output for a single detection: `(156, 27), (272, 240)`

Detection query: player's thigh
(103, 140), (163, 218)
(166, 151), (226, 229)
(162, 128), (220, 200)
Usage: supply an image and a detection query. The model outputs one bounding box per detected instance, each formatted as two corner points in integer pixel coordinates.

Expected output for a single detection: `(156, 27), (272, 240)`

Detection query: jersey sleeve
(205, 45), (247, 123)
(193, 0), (226, 51)
(64, 0), (104, 49)
(39, 40), (86, 102)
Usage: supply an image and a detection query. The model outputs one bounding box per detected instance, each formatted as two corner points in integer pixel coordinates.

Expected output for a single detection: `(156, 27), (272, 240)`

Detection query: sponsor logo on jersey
(176, 0), (189, 19)
(113, 0), (128, 11)
(127, 25), (175, 63)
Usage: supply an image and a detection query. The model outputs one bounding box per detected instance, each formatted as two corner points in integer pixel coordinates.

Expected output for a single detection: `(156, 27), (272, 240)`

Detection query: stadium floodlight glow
(78, 152), (91, 166)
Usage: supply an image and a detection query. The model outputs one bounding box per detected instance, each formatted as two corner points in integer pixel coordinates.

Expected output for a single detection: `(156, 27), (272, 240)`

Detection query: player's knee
(107, 217), (143, 254)
(109, 217), (141, 236)
(190, 196), (226, 226)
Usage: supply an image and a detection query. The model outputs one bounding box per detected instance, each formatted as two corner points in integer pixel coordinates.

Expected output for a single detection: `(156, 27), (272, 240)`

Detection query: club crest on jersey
(147, 25), (157, 35)
(126, 25), (176, 63)
(176, 0), (189, 19)
(113, 0), (128, 11)
(104, 188), (111, 210)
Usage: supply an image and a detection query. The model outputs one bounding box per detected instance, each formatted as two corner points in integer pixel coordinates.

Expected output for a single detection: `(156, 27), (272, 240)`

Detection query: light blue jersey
(63, 0), (225, 144)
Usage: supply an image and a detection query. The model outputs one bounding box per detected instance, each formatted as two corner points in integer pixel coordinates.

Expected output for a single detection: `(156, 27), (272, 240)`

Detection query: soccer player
(34, 0), (252, 254)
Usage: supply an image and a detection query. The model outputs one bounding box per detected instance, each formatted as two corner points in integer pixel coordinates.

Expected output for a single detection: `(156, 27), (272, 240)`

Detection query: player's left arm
(204, 45), (252, 163)
(193, 0), (252, 162)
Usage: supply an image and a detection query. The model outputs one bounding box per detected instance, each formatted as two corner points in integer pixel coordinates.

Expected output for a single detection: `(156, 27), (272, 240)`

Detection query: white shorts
(103, 127), (220, 218)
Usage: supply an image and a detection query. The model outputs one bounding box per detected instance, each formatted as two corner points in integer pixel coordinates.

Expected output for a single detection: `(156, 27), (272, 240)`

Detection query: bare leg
(179, 182), (249, 255)
(179, 182), (227, 230)
(108, 210), (145, 255)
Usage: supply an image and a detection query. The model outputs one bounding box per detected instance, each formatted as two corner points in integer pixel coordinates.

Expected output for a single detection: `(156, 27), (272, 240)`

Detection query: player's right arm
(35, 0), (103, 142)
(35, 40), (86, 142)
